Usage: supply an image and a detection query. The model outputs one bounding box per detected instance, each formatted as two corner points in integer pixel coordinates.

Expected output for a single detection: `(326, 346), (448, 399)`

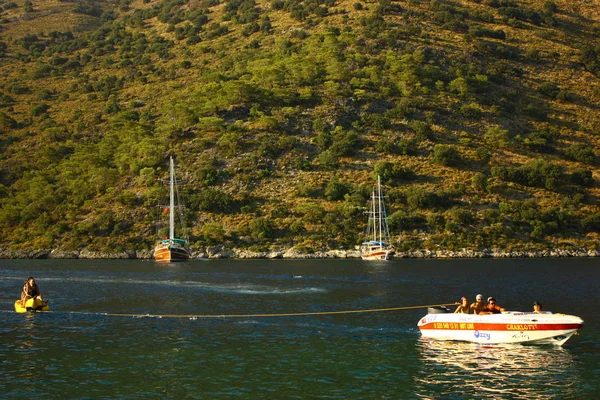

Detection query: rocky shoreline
(1, 246), (599, 259)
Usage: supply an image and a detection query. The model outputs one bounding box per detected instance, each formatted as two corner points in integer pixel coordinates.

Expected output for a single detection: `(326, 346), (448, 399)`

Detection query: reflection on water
(12, 314), (41, 382)
(414, 339), (583, 399)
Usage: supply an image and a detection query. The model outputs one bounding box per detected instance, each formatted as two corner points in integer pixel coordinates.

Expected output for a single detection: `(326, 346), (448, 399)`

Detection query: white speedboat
(417, 308), (584, 346)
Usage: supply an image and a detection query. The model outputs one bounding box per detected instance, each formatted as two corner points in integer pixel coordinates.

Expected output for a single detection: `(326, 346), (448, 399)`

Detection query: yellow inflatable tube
(14, 298), (50, 313)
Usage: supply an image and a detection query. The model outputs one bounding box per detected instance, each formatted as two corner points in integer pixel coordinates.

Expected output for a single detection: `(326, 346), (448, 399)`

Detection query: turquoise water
(1, 258), (599, 398)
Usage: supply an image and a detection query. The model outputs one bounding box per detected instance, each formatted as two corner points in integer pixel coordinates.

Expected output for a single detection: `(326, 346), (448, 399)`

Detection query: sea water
(0, 258), (598, 398)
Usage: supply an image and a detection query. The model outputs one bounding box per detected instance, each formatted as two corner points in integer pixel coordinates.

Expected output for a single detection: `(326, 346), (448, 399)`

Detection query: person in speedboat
(470, 293), (486, 314)
(481, 297), (505, 314)
(454, 296), (470, 314)
(21, 277), (44, 306)
(533, 301), (542, 313)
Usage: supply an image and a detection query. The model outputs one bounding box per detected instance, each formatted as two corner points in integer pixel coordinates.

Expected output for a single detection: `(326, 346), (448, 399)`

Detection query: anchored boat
(153, 156), (191, 262)
(14, 298), (50, 313)
(361, 175), (395, 261)
(417, 308), (584, 346)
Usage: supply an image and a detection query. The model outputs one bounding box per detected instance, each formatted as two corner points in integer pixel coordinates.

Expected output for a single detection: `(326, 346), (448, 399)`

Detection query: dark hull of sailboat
(154, 245), (190, 262)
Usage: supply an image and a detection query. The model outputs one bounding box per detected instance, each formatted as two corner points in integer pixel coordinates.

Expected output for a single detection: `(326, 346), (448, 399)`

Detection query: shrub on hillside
(405, 187), (451, 210)
(325, 176), (352, 201)
(217, 132), (243, 157)
(388, 210), (411, 231)
(426, 213), (446, 231)
(475, 147), (491, 164)
(491, 158), (563, 190)
(521, 128), (557, 153)
(289, 219), (306, 234)
(495, 3), (542, 26)
(190, 189), (237, 213)
(258, 135), (297, 159)
(471, 172), (488, 192)
(432, 144), (461, 167)
(0, 92), (15, 107)
(581, 213), (600, 233)
(373, 161), (416, 184)
(565, 143), (596, 164)
(447, 207), (474, 225)
(2, 2), (18, 11)
(32, 64), (53, 79)
(409, 120), (433, 141)
(318, 150), (339, 170)
(579, 42), (600, 76)
(295, 183), (322, 198)
(31, 103), (50, 117)
(538, 82), (560, 98)
(484, 126), (510, 148)
(570, 169), (594, 187)
(468, 25), (506, 40)
(448, 77), (469, 97)
(329, 126), (360, 157)
(375, 137), (397, 154)
(459, 103), (482, 119)
(397, 138), (418, 155)
(0, 111), (17, 130)
(196, 168), (224, 186)
(73, 2), (102, 16)
(200, 222), (226, 245)
(295, 202), (325, 223)
(248, 217), (275, 240)
(362, 113), (391, 130)
(293, 157), (312, 171)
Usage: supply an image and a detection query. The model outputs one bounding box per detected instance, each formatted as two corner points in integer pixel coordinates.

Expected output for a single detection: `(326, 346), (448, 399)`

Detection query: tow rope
(99, 303), (456, 319)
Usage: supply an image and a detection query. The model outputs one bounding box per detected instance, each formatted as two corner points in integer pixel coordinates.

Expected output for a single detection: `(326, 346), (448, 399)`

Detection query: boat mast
(169, 156), (175, 241)
(377, 175), (383, 249)
(370, 188), (376, 243)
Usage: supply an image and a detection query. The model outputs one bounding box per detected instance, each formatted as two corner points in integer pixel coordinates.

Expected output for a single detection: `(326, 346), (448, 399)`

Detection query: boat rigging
(361, 175), (395, 260)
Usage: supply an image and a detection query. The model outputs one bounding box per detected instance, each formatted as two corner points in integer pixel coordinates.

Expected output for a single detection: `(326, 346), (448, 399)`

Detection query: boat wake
(223, 286), (326, 295)
(6, 276), (328, 295)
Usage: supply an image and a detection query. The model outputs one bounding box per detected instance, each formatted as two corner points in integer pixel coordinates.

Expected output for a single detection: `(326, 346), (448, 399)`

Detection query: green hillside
(0, 0), (599, 255)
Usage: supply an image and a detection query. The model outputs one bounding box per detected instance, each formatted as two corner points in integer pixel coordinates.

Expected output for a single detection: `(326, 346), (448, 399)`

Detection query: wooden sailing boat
(361, 175), (395, 261)
(153, 156), (191, 262)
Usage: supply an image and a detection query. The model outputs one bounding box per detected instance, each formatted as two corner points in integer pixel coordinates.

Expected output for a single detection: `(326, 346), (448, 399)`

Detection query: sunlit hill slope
(0, 0), (599, 255)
